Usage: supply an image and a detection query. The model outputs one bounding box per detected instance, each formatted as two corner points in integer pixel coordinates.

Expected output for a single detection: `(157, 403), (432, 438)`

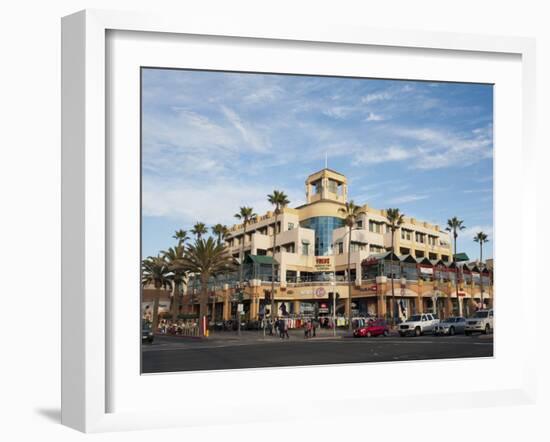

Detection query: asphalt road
(141, 332), (493, 373)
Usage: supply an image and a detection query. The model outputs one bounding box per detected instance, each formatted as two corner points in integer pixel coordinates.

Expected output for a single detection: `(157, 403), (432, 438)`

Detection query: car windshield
(473, 311), (489, 318)
(407, 315), (422, 322)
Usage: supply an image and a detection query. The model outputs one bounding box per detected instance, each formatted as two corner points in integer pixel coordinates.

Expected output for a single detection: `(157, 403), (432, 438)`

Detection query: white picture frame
(61, 9), (537, 433)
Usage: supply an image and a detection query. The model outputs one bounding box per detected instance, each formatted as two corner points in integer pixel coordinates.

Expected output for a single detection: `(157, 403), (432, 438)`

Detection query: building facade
(175, 168), (493, 322)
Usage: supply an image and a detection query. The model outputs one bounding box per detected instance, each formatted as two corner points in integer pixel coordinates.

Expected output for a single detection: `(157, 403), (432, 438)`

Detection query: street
(142, 330), (493, 373)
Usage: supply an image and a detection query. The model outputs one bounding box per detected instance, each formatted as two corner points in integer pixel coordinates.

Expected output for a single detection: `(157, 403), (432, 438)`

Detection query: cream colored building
(225, 168), (453, 285)
(174, 168), (492, 322)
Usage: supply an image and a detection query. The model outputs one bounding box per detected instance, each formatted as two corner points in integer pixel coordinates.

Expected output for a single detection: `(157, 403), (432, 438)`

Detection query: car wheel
(485, 324), (490, 334)
(383, 330), (389, 337)
(367, 331), (372, 338)
(449, 327), (455, 336)
(414, 327), (421, 337)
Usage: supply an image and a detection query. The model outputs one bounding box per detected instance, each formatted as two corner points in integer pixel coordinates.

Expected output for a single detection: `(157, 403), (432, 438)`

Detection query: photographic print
(140, 68), (494, 373)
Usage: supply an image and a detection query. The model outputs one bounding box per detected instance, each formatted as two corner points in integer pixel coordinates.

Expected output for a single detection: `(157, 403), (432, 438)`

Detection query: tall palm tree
(267, 191), (290, 322)
(338, 201), (366, 331)
(234, 206), (257, 334)
(474, 231), (489, 309)
(162, 244), (187, 320)
(385, 208), (405, 325)
(191, 222), (207, 240)
(178, 237), (236, 336)
(141, 255), (171, 333)
(211, 224), (229, 245)
(172, 229), (188, 247)
(446, 217), (466, 315)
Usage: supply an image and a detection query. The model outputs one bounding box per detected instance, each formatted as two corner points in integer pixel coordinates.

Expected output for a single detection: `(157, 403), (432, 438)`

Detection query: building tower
(305, 168), (348, 204)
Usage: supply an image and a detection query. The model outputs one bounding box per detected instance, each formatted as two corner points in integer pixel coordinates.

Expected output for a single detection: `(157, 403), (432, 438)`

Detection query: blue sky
(142, 68), (493, 261)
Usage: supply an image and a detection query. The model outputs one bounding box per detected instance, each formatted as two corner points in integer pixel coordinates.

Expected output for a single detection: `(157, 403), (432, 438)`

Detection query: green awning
(245, 254), (278, 265)
(454, 252), (469, 262)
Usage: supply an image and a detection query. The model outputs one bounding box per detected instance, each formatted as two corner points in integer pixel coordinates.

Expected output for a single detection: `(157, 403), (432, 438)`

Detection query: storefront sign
(363, 257), (378, 266)
(419, 267), (433, 275)
(315, 256), (333, 271)
(299, 288), (329, 299)
(314, 287), (326, 298)
(318, 302), (329, 314)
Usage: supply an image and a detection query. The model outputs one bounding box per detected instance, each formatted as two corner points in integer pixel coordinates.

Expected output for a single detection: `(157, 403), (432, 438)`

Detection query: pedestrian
(312, 319), (317, 337)
(282, 318), (290, 339)
(304, 320), (309, 339)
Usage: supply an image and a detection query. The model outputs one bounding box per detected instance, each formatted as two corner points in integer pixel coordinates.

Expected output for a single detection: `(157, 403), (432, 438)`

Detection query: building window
(338, 242), (344, 254)
(369, 220), (383, 234)
(356, 220), (363, 228)
(370, 244), (384, 253)
(328, 180), (338, 193)
(401, 229), (412, 241)
(415, 232), (425, 243)
(302, 243), (309, 255)
(288, 222), (295, 230)
(299, 216), (345, 256)
(428, 235), (437, 246)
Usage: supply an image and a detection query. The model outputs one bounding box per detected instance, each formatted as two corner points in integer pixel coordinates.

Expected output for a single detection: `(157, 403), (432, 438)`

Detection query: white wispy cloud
(463, 188), (492, 194)
(220, 105), (269, 152)
(361, 91), (391, 104)
(355, 146), (415, 165)
(387, 194), (429, 204)
(365, 112), (384, 121)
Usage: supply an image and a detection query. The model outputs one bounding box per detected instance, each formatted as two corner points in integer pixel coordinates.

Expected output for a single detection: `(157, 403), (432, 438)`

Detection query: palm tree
(141, 255), (171, 333)
(234, 206), (257, 334)
(267, 191), (290, 322)
(446, 217), (466, 315)
(191, 222), (207, 240)
(474, 231), (489, 309)
(178, 237), (236, 336)
(172, 229), (188, 247)
(211, 223), (229, 245)
(162, 244), (187, 320)
(385, 208), (405, 325)
(338, 201), (366, 331)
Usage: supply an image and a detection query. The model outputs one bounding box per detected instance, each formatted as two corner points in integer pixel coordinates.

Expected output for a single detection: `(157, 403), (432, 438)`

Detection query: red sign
(363, 257), (378, 266)
(316, 258), (330, 265)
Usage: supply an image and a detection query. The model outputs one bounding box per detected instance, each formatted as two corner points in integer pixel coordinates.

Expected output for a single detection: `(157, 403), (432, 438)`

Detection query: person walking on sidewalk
(281, 318), (290, 339)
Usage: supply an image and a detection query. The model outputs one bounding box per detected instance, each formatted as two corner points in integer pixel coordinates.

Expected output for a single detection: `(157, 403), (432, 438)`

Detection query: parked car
(398, 313), (439, 337)
(142, 322), (154, 344)
(465, 309), (494, 335)
(433, 316), (466, 336)
(353, 319), (390, 338)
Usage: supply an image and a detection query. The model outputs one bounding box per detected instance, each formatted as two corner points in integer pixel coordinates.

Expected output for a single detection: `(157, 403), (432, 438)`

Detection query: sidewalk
(156, 327), (353, 343)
